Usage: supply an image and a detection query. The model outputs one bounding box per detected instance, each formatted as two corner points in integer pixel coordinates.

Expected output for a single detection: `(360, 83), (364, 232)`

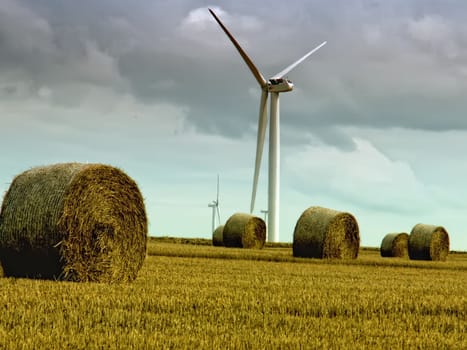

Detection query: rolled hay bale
(293, 206), (360, 259)
(223, 213), (266, 249)
(0, 163), (147, 282)
(212, 225), (224, 247)
(380, 232), (409, 258)
(408, 224), (449, 261)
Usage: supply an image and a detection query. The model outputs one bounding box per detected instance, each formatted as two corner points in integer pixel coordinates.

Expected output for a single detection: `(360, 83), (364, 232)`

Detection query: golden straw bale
(408, 224), (449, 261)
(223, 213), (265, 249)
(293, 206), (359, 259)
(380, 233), (409, 258)
(0, 163), (147, 282)
(212, 225), (224, 246)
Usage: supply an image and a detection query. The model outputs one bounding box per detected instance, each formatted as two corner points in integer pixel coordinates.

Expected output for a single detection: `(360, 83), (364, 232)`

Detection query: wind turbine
(208, 174), (221, 233)
(209, 8), (326, 242)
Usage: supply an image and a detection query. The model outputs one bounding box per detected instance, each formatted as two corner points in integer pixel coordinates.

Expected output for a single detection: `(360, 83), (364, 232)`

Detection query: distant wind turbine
(208, 174), (221, 233)
(209, 8), (326, 242)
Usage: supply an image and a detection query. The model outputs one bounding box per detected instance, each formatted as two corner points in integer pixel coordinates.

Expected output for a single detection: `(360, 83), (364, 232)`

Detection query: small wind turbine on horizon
(209, 8), (326, 242)
(208, 174), (221, 234)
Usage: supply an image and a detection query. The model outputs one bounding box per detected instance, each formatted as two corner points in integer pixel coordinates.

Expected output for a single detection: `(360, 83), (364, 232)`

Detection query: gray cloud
(2, 0), (467, 145)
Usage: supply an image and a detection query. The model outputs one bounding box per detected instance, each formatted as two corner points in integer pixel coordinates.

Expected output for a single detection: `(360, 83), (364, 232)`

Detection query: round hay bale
(380, 233), (409, 258)
(408, 224), (449, 261)
(212, 225), (224, 247)
(293, 206), (360, 259)
(223, 213), (265, 249)
(0, 163), (148, 282)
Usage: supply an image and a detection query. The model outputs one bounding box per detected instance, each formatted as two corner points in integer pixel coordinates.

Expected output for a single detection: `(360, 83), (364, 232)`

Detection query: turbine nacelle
(268, 78), (293, 93)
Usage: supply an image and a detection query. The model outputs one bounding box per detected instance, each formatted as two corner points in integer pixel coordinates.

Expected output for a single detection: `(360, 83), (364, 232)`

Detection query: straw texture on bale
(0, 163), (148, 282)
(223, 213), (266, 249)
(380, 233), (409, 258)
(408, 224), (449, 261)
(212, 225), (224, 246)
(293, 206), (360, 259)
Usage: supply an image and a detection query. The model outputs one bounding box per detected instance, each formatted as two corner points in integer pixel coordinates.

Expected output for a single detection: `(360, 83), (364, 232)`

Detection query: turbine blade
(209, 8), (268, 88)
(273, 41), (327, 79)
(250, 90), (269, 213)
(216, 205), (221, 225)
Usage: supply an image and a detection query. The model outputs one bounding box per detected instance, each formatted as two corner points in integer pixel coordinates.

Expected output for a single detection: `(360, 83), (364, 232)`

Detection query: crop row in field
(0, 241), (465, 349)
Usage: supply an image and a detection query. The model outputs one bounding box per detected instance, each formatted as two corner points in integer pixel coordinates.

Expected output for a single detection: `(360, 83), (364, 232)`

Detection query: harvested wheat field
(0, 163), (147, 282)
(293, 206), (360, 259)
(0, 239), (465, 349)
(409, 224), (450, 261)
(223, 213), (266, 249)
(380, 232), (409, 258)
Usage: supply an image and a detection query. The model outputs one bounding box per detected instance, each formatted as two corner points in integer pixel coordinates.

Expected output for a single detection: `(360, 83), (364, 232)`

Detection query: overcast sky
(1, 0), (467, 250)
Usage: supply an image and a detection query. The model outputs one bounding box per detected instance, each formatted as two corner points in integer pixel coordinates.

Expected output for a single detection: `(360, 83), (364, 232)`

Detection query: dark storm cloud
(121, 0), (467, 136)
(2, 0), (467, 142)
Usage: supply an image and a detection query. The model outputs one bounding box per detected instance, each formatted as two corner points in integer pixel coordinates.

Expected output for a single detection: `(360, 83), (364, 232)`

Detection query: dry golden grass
(0, 240), (466, 349)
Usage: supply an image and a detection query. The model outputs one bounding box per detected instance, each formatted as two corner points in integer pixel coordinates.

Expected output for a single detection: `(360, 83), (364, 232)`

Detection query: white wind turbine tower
(209, 9), (326, 242)
(208, 174), (221, 233)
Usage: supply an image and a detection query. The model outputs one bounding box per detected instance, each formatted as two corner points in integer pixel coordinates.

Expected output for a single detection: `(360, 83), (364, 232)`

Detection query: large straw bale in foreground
(380, 233), (409, 258)
(408, 224), (449, 261)
(223, 213), (265, 249)
(212, 225), (224, 246)
(293, 206), (359, 259)
(0, 163), (148, 282)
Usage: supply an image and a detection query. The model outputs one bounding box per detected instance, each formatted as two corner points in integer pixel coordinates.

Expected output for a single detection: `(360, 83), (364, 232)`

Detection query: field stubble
(0, 241), (465, 349)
